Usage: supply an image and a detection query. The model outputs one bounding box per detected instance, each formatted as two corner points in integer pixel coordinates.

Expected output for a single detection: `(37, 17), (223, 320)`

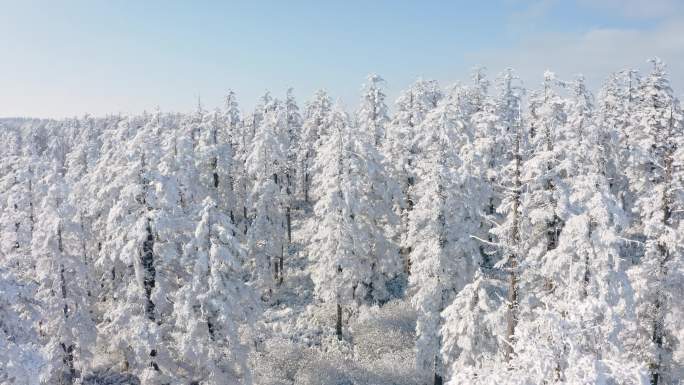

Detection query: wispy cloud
(466, 0), (684, 91)
(577, 0), (684, 19)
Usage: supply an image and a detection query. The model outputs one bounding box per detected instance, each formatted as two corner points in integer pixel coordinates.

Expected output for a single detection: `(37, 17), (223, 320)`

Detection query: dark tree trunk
(434, 372), (443, 385)
(28, 174), (34, 235)
(336, 303), (343, 340)
(58, 226), (76, 385)
(274, 258), (279, 281)
(60, 342), (75, 385)
(212, 151), (219, 190)
(279, 246), (284, 285)
(142, 219), (156, 322)
(651, 293), (663, 385)
(402, 246), (412, 275)
(286, 206), (292, 244)
(304, 172), (309, 203)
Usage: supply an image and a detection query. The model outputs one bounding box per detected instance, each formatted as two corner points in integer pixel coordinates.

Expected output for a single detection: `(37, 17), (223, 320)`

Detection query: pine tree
(470, 70), (519, 268)
(386, 78), (442, 273)
(298, 89), (332, 203)
(309, 104), (366, 339)
(506, 88), (646, 382)
(525, 71), (568, 256)
(283, 88), (302, 241)
(348, 114), (400, 304)
(246, 105), (288, 295)
(407, 139), (454, 385)
(96, 119), (171, 383)
(440, 272), (508, 384)
(358, 74), (389, 148)
(196, 108), (236, 217)
(440, 72), (527, 380)
(173, 198), (257, 384)
(33, 164), (96, 384)
(627, 58), (684, 384)
(0, 266), (44, 385)
(410, 85), (488, 384)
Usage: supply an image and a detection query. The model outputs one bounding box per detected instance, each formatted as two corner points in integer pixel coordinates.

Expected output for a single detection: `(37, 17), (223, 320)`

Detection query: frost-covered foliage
(1, 61), (683, 385)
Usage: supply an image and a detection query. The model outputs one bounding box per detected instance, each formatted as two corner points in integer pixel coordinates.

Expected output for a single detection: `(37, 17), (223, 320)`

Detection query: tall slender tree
(627, 58), (684, 384)
(173, 198), (257, 385)
(358, 74), (389, 148)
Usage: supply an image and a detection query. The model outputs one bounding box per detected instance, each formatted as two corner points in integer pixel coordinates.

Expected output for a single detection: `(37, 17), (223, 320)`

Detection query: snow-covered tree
(309, 105), (366, 339)
(525, 71), (568, 256)
(246, 105), (288, 294)
(386, 78), (442, 273)
(506, 107), (647, 383)
(0, 267), (44, 385)
(626, 58), (684, 384)
(95, 119), (172, 384)
(33, 164), (96, 384)
(298, 89), (332, 203)
(172, 198), (257, 384)
(358, 74), (389, 148)
(469, 70), (521, 267)
(348, 117), (401, 304)
(196, 109), (236, 217)
(409, 85), (485, 384)
(440, 272), (507, 384)
(440, 74), (526, 381)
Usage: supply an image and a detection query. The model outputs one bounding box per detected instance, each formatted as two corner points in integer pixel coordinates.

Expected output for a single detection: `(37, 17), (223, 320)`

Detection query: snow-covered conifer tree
(386, 78), (442, 273)
(283, 88), (302, 241)
(525, 71), (568, 255)
(441, 72), (526, 382)
(246, 104), (288, 294)
(627, 58), (684, 384)
(298, 89), (332, 203)
(409, 85), (485, 384)
(96, 119), (172, 384)
(358, 74), (390, 148)
(0, 267), (44, 385)
(33, 164), (96, 384)
(173, 198), (257, 384)
(505, 87), (646, 382)
(309, 104), (366, 339)
(349, 116), (401, 304)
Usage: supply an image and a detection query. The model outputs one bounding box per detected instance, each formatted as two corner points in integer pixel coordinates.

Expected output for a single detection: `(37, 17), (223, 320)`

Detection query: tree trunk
(274, 258), (279, 281)
(142, 218), (156, 322)
(402, 246), (412, 275)
(336, 303), (343, 340)
(58, 226), (76, 385)
(60, 343), (75, 385)
(651, 110), (675, 385)
(650, 293), (663, 385)
(434, 372), (443, 385)
(279, 246), (284, 285)
(304, 172), (310, 203)
(505, 118), (522, 362)
(28, 172), (34, 235)
(243, 206), (248, 235)
(286, 206), (292, 244)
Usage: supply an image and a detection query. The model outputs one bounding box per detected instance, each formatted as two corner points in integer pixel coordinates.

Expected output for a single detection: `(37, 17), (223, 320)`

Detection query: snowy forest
(1, 59), (683, 385)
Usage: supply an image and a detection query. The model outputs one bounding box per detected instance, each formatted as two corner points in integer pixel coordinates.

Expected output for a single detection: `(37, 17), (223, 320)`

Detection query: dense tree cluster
(1, 59), (682, 385)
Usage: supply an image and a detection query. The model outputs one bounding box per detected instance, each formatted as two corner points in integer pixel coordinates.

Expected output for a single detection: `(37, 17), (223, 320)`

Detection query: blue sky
(1, 0), (683, 117)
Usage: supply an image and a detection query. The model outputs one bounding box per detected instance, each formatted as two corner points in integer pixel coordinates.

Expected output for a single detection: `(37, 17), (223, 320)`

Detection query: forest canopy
(1, 59), (683, 385)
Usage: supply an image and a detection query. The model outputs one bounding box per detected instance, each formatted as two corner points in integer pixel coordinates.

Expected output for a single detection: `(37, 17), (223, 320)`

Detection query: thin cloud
(465, 18), (684, 91)
(577, 0), (684, 19)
